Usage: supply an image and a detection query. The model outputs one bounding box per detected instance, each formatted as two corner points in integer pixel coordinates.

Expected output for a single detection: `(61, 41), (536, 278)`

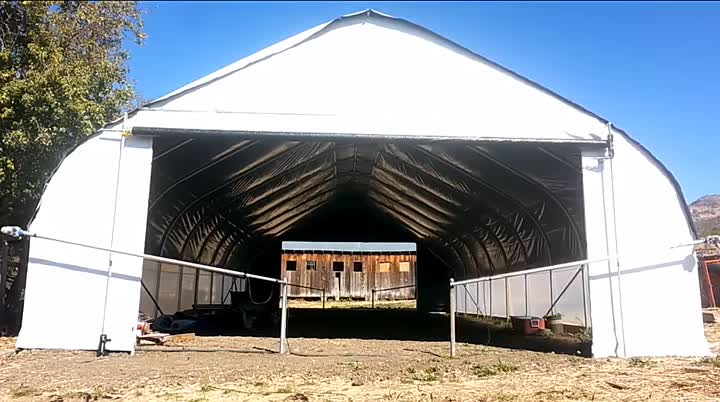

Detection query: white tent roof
(126, 9), (608, 143)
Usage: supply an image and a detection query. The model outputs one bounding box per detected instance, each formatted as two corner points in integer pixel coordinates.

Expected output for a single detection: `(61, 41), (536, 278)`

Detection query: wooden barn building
(280, 242), (416, 300)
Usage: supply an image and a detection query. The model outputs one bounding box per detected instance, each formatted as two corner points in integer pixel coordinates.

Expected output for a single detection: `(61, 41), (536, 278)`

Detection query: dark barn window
(286, 260), (297, 271)
(333, 261), (344, 272)
(306, 260), (317, 271)
(353, 261), (363, 272)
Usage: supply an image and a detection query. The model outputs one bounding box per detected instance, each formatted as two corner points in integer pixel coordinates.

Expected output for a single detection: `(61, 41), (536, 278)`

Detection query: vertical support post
(193, 268), (199, 305)
(176, 265), (184, 312)
(476, 280), (481, 317)
(581, 265), (588, 327)
(702, 261), (717, 308)
(524, 274), (528, 316)
(483, 281), (488, 318)
(549, 270), (554, 316)
(464, 281), (468, 315)
(504, 276), (509, 319)
(322, 288), (326, 309)
(372, 289), (375, 309)
(154, 262), (162, 317)
(280, 278), (288, 354)
(489, 278), (492, 318)
(449, 278), (456, 357)
(209, 271), (214, 305)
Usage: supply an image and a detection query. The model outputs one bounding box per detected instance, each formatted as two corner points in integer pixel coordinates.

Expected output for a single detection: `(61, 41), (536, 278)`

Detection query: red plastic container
(510, 316), (545, 335)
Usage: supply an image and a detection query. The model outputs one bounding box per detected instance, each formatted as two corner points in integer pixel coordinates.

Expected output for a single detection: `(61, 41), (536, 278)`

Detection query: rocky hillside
(690, 195), (720, 236)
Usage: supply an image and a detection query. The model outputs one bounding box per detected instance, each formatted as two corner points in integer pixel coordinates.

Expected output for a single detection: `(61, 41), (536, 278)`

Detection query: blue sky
(127, 1), (720, 204)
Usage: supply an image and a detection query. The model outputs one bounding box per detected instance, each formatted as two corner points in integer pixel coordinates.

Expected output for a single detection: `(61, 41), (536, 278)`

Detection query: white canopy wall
(16, 10), (707, 357)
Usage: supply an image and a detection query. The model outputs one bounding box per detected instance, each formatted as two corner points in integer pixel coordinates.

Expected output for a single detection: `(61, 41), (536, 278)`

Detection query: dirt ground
(0, 314), (719, 402)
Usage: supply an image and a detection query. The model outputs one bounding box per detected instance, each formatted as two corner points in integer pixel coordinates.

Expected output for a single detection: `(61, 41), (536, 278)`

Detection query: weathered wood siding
(280, 252), (416, 300)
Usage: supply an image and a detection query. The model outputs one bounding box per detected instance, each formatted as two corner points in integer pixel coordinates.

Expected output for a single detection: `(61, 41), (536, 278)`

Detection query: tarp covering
(145, 137), (587, 279)
(17, 9), (708, 358)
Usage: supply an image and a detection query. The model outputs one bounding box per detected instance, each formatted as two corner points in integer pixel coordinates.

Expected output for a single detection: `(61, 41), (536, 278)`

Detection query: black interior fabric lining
(145, 136), (587, 280)
(375, 146), (537, 268)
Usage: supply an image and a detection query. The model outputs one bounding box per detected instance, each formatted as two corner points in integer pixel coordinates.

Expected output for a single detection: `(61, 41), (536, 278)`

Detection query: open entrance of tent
(137, 133), (597, 351)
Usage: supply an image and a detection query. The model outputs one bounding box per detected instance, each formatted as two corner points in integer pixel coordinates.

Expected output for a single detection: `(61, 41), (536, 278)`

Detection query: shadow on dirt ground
(195, 307), (590, 357)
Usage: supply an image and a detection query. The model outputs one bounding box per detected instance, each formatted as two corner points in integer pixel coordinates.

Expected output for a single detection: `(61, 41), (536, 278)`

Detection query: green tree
(0, 0), (145, 226)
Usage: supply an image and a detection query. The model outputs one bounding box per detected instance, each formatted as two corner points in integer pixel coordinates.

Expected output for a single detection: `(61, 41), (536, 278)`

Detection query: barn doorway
(139, 134), (591, 350)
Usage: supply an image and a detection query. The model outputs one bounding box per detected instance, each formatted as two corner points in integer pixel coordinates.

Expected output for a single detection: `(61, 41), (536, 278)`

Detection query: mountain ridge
(689, 194), (720, 236)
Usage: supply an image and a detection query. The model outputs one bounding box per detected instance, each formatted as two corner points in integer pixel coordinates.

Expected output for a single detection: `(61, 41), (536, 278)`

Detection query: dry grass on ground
(0, 322), (718, 402)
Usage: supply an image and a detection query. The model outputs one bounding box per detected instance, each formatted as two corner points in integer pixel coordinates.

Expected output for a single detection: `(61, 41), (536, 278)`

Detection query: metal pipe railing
(26, 231), (285, 284)
(452, 257), (610, 287)
(455, 265), (587, 320)
(371, 284), (415, 308)
(451, 236), (710, 289)
(449, 263), (588, 357)
(1, 227), (289, 354)
(447, 237), (715, 357)
(286, 283), (326, 309)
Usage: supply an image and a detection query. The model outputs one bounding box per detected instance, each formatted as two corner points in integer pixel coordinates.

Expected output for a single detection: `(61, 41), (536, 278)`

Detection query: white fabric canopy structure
(16, 10), (708, 358)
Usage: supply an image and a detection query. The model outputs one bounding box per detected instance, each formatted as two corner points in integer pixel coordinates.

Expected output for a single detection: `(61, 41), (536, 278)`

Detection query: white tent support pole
(98, 123), (126, 357)
(449, 278), (456, 357)
(280, 276), (288, 354)
(600, 122), (627, 357)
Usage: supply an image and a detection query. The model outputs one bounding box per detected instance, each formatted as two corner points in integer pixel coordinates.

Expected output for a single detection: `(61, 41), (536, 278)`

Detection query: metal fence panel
(197, 270), (212, 304)
(140, 260), (160, 317)
(526, 270), (551, 318)
(212, 273), (224, 304)
(451, 263), (588, 326)
(507, 275), (525, 316)
(490, 279), (507, 317)
(222, 275), (233, 304)
(550, 266), (585, 325)
(158, 264), (181, 314)
(456, 281), (467, 314)
(180, 267), (196, 311)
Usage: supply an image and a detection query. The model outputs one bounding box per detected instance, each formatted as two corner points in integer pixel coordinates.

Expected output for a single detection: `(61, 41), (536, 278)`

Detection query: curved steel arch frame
(144, 135), (588, 284)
